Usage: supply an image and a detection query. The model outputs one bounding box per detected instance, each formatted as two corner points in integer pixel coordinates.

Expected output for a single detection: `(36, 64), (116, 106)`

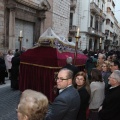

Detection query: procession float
(19, 28), (88, 101)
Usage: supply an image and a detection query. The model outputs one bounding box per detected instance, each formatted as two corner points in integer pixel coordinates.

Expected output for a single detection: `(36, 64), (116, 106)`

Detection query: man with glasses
(45, 68), (80, 120)
(99, 70), (120, 120)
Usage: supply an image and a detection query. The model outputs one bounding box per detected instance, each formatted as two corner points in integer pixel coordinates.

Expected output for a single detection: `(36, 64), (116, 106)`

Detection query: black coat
(63, 64), (79, 77)
(77, 87), (90, 120)
(99, 86), (120, 120)
(0, 58), (6, 71)
(0, 58), (6, 82)
(11, 56), (20, 89)
(45, 86), (80, 120)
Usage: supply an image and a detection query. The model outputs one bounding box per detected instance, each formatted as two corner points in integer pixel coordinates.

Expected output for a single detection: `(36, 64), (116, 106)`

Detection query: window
(90, 16), (93, 27)
(69, 13), (73, 26)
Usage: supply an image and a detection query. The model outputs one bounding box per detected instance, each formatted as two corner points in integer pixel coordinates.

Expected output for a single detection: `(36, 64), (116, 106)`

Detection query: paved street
(0, 79), (21, 120)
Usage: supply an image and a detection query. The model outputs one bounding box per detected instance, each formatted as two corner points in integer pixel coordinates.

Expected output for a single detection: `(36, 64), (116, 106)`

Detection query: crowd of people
(0, 48), (23, 88)
(0, 48), (120, 120)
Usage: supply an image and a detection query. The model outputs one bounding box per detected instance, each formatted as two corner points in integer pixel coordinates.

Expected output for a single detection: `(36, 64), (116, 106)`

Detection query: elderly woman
(17, 89), (48, 120)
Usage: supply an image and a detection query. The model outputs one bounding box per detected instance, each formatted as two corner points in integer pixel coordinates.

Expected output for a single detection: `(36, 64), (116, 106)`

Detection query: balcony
(70, 0), (77, 12)
(69, 25), (77, 33)
(90, 2), (100, 15)
(101, 12), (106, 20)
(88, 27), (103, 37)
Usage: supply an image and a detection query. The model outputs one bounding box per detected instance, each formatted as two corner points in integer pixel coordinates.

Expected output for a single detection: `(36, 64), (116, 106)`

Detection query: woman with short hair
(17, 89), (48, 120)
(89, 68), (105, 120)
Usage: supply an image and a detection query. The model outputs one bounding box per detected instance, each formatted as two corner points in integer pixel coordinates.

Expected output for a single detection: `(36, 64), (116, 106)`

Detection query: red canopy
(20, 46), (87, 66)
(19, 46), (87, 101)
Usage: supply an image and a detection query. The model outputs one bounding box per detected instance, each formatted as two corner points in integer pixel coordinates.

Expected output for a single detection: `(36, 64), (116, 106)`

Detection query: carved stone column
(9, 8), (15, 50)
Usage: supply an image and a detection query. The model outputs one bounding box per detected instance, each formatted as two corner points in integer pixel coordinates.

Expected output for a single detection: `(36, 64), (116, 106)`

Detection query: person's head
(8, 49), (13, 55)
(91, 68), (102, 82)
(17, 89), (48, 120)
(66, 57), (72, 64)
(110, 60), (120, 72)
(102, 61), (111, 72)
(108, 70), (120, 87)
(73, 71), (86, 88)
(55, 68), (73, 89)
(112, 54), (117, 61)
(107, 55), (112, 62)
(98, 54), (106, 64)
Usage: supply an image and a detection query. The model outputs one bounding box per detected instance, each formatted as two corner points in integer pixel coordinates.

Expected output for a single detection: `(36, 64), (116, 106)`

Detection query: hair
(98, 53), (106, 60)
(66, 57), (73, 64)
(102, 61), (111, 71)
(91, 68), (103, 82)
(73, 71), (91, 95)
(8, 49), (12, 54)
(59, 68), (73, 79)
(18, 89), (48, 120)
(113, 70), (120, 83)
(112, 60), (120, 69)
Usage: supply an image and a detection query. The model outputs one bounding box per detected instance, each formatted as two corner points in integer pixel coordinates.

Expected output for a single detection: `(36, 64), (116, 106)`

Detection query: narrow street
(0, 79), (21, 120)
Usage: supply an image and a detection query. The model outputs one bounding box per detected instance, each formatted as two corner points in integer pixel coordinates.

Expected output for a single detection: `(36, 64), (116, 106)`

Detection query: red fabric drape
(19, 46), (87, 101)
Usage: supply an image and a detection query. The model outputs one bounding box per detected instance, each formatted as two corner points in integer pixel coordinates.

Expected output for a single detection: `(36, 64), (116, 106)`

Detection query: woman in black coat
(0, 52), (6, 84)
(73, 71), (90, 120)
(11, 52), (20, 89)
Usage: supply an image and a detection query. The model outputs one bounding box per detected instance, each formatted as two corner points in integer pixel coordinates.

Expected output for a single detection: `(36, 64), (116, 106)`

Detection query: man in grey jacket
(45, 68), (80, 120)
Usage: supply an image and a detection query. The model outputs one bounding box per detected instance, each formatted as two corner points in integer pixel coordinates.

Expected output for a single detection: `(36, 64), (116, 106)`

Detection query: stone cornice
(15, 0), (50, 11)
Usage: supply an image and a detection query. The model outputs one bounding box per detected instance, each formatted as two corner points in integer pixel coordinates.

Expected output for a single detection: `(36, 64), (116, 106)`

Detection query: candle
(100, 38), (102, 43)
(20, 30), (22, 37)
(76, 28), (80, 37)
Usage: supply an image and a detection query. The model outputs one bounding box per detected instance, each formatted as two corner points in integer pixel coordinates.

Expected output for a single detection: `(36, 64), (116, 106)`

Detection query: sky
(114, 0), (120, 23)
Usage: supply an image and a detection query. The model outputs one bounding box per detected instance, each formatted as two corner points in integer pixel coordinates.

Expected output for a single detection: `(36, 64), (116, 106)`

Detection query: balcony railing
(101, 12), (106, 20)
(69, 25), (77, 33)
(90, 2), (100, 14)
(88, 27), (103, 37)
(70, 0), (77, 12)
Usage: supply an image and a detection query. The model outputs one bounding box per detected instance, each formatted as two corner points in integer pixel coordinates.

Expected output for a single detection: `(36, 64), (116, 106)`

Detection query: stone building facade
(0, 0), (5, 51)
(0, 0), (50, 52)
(44, 0), (70, 39)
(0, 0), (71, 52)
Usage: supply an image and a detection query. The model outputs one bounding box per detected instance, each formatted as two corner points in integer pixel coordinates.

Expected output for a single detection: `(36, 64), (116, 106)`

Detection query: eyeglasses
(55, 77), (70, 82)
(108, 76), (115, 79)
(76, 77), (85, 81)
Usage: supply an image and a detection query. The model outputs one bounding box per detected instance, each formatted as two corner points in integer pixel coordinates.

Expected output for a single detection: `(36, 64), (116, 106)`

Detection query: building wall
(0, 0), (5, 51)
(52, 0), (70, 38)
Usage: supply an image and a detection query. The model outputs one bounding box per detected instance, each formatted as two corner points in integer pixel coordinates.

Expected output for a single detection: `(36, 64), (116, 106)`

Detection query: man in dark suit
(45, 68), (80, 120)
(99, 70), (120, 120)
(63, 57), (79, 77)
